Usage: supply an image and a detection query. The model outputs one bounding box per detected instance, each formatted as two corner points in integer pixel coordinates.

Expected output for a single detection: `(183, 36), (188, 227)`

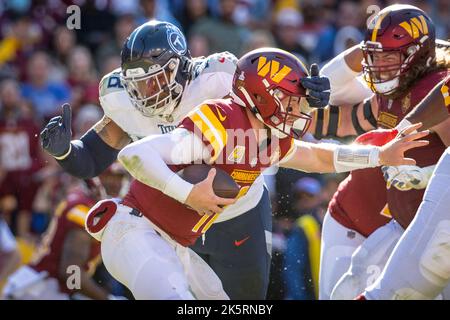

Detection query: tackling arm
(57, 116), (131, 179)
(40, 103), (131, 179)
(320, 44), (372, 105)
(305, 44), (377, 140)
(118, 128), (210, 204)
(307, 96), (379, 140)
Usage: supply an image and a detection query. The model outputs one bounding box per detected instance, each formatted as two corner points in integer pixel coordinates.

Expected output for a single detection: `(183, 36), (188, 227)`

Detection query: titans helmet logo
(166, 25), (187, 55)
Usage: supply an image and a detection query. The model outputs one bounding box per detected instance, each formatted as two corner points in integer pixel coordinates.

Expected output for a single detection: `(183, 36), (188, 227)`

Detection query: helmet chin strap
(272, 124), (289, 138)
(230, 90), (246, 107)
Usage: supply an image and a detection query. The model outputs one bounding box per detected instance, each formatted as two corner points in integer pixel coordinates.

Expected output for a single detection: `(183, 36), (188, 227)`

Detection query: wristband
(333, 145), (380, 172)
(163, 172), (194, 204)
(53, 143), (73, 160)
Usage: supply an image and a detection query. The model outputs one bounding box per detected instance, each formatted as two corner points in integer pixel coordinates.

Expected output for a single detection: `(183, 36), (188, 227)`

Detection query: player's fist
(355, 128), (399, 146)
(185, 168), (237, 216)
(40, 103), (72, 158)
(300, 63), (330, 109)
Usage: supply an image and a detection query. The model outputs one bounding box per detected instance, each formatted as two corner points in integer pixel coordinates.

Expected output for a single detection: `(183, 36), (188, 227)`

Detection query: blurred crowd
(0, 0), (448, 299)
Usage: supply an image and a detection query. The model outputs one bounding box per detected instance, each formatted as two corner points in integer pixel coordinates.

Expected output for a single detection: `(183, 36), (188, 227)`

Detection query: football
(178, 164), (240, 199)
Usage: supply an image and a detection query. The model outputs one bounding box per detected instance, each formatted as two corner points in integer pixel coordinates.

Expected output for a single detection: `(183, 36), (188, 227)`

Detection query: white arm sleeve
(321, 48), (373, 105)
(118, 128), (211, 204)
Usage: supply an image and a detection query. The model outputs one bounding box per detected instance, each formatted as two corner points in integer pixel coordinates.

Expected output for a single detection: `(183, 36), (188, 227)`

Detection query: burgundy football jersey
(123, 99), (295, 246)
(329, 69), (449, 235)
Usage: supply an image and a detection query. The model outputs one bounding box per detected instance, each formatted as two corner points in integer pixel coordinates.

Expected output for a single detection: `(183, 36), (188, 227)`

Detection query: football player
(85, 47), (428, 300)
(39, 20), (329, 300)
(350, 74), (450, 300)
(306, 4), (450, 299)
(1, 164), (128, 300)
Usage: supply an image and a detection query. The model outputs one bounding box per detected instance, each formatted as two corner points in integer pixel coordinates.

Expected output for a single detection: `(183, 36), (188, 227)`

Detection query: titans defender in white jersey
(40, 21), (269, 299)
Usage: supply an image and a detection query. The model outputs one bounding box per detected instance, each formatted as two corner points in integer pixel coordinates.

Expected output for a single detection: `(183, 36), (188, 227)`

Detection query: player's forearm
(280, 142), (335, 173)
(282, 141), (380, 173)
(118, 130), (208, 203)
(400, 78), (450, 131)
(321, 45), (362, 83)
(57, 129), (120, 179)
(308, 100), (377, 140)
(320, 45), (371, 105)
(343, 44), (364, 73)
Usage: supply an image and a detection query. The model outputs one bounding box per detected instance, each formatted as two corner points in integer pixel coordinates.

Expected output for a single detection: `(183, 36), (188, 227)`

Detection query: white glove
(381, 165), (436, 191)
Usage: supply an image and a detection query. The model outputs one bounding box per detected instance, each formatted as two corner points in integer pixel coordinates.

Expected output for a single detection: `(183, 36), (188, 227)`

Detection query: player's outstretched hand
(378, 123), (429, 166)
(185, 168), (237, 216)
(300, 63), (330, 109)
(40, 103), (72, 158)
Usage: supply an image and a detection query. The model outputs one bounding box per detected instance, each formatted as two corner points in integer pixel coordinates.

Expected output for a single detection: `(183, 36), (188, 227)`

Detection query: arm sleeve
(118, 128), (211, 204)
(57, 129), (120, 179)
(320, 49), (373, 105)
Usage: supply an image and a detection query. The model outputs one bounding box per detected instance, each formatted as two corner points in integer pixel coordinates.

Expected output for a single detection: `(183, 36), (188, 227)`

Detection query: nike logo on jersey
(216, 108), (227, 121)
(234, 236), (250, 247)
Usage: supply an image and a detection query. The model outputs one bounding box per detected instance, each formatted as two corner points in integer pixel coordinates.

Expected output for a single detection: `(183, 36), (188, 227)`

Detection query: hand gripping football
(178, 164), (240, 198)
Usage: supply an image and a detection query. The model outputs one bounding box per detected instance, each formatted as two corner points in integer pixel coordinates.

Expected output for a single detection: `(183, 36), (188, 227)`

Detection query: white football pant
(364, 148), (450, 299)
(318, 212), (366, 300)
(100, 203), (229, 300)
(330, 219), (404, 299)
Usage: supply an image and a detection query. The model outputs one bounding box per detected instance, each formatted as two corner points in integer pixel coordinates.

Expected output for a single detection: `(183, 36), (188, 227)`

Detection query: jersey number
(107, 76), (124, 89)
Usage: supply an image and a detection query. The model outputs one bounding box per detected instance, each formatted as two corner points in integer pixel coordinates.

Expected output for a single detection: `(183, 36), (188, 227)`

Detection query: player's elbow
(118, 144), (141, 173)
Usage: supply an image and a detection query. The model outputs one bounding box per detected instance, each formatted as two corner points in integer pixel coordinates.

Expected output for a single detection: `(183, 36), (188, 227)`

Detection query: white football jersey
(98, 52), (265, 222)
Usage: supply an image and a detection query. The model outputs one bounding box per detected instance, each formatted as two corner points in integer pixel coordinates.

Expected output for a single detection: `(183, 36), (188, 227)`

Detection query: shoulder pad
(202, 52), (237, 76)
(183, 101), (229, 162)
(99, 68), (125, 97)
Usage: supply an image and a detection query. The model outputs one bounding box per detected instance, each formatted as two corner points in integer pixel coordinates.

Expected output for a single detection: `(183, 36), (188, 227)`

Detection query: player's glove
(381, 164), (436, 191)
(354, 128), (399, 146)
(300, 63), (330, 109)
(40, 103), (72, 159)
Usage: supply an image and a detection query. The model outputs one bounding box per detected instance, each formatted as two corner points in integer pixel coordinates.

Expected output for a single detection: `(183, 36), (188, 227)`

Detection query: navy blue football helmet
(121, 21), (193, 120)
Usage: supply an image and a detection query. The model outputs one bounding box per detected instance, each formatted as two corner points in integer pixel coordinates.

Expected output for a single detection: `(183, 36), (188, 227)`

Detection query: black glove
(300, 63), (330, 108)
(40, 103), (73, 158)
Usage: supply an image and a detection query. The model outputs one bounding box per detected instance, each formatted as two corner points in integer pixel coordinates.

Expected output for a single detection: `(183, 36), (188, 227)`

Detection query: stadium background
(0, 0), (448, 299)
